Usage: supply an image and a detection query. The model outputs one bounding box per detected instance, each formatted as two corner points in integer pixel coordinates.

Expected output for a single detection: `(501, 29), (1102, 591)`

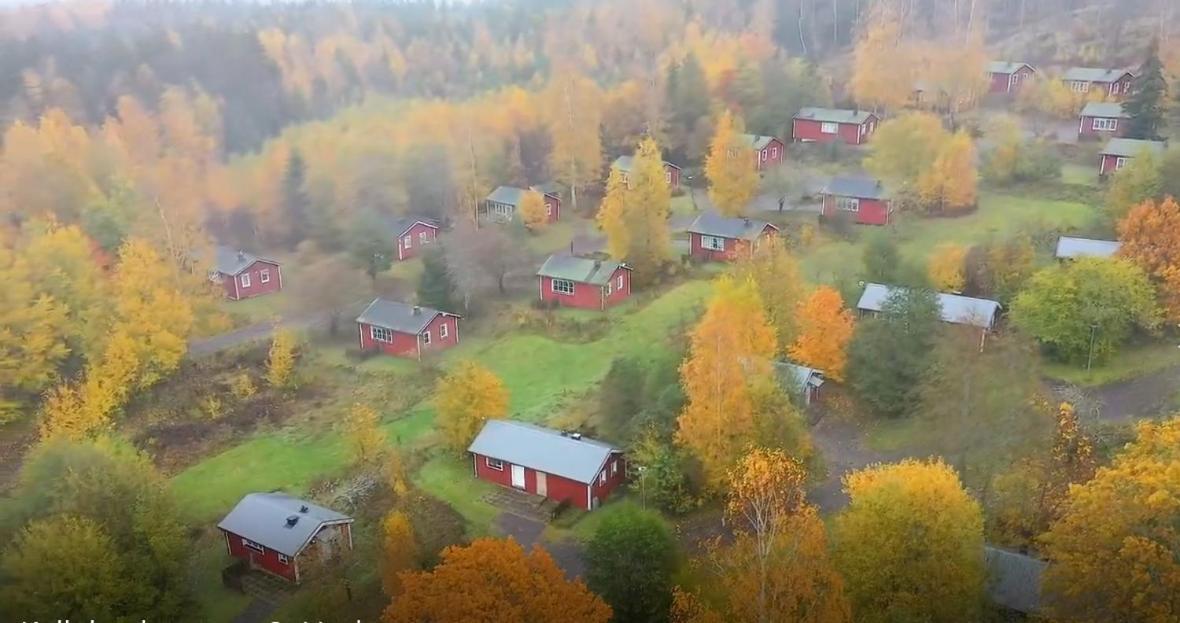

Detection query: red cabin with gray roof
(739, 133), (786, 170)
(356, 298), (461, 359)
(484, 185), (561, 223)
(389, 217), (440, 261)
(1078, 102), (1128, 139)
(792, 107), (879, 145)
(1062, 67), (1135, 99)
(686, 211), (778, 262)
(210, 246), (283, 301)
(218, 493), (353, 583)
(611, 155), (681, 189)
(820, 176), (892, 225)
(537, 254), (632, 311)
(986, 61), (1035, 94)
(1098, 138), (1166, 177)
(468, 420), (626, 511)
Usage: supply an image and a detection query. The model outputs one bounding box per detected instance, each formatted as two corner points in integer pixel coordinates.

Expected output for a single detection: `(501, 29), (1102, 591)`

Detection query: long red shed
(611, 155), (682, 190)
(211, 246), (283, 301)
(820, 176), (892, 226)
(389, 217), (440, 261)
(686, 211), (778, 262)
(468, 420), (626, 511)
(1078, 102), (1128, 140)
(792, 107), (879, 145)
(218, 492), (353, 584)
(986, 61), (1035, 94)
(356, 298), (461, 359)
(1062, 67), (1135, 99)
(536, 254), (632, 311)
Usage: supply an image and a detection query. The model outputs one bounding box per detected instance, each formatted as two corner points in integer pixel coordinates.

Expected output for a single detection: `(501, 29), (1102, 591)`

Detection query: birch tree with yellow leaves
(596, 137), (672, 281)
(705, 110), (758, 217)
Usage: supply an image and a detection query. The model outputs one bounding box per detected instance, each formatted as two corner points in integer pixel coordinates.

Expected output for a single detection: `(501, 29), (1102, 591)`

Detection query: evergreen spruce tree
(417, 248), (456, 311)
(282, 149), (312, 246)
(1124, 39), (1168, 140)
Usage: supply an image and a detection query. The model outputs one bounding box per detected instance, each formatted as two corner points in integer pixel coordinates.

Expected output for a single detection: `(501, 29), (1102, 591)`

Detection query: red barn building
(218, 493), (353, 584)
(356, 298), (461, 359)
(739, 133), (786, 170)
(611, 155), (682, 189)
(389, 217), (440, 261)
(820, 176), (892, 226)
(536, 254), (632, 311)
(1062, 67), (1135, 99)
(468, 420), (626, 511)
(686, 211), (778, 262)
(986, 61), (1036, 94)
(1098, 138), (1166, 177)
(210, 247), (283, 301)
(792, 107), (879, 145)
(484, 186), (561, 223)
(1078, 102), (1128, 139)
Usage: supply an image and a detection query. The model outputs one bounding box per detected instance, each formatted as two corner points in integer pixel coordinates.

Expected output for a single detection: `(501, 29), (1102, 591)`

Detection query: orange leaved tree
(788, 287), (854, 381)
(1118, 196), (1180, 320)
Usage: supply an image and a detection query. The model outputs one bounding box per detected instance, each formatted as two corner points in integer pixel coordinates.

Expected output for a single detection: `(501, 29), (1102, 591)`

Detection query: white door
(536, 472), (547, 496)
(510, 464), (526, 489)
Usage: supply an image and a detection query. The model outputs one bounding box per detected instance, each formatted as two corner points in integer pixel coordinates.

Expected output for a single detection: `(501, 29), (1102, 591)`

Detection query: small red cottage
(1078, 102), (1128, 139)
(986, 61), (1035, 94)
(1098, 138), (1166, 177)
(484, 186), (561, 223)
(1062, 67), (1135, 99)
(611, 155), (682, 189)
(468, 420), (625, 511)
(388, 217), (440, 261)
(686, 211), (779, 262)
(210, 246), (282, 301)
(356, 298), (461, 359)
(740, 133), (786, 170)
(792, 107), (879, 146)
(820, 176), (892, 226)
(536, 254), (632, 311)
(218, 492), (353, 584)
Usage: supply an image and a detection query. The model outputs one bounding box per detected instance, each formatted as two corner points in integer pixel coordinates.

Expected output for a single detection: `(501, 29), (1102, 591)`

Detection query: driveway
(187, 312), (329, 356)
(1048, 363), (1180, 423)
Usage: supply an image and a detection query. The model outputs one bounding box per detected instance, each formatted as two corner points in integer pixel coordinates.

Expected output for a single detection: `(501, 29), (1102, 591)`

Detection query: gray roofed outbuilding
(1101, 138), (1167, 158)
(857, 283), (1001, 330)
(214, 246), (278, 276)
(794, 107), (875, 125)
(1055, 236), (1121, 259)
(467, 420), (620, 484)
(486, 185), (529, 206)
(774, 361), (824, 394)
(217, 492), (352, 557)
(1080, 101), (1128, 119)
(1063, 67), (1132, 83)
(611, 155), (679, 173)
(356, 298), (456, 334)
(686, 211), (778, 241)
(985, 546), (1046, 614)
(987, 61), (1033, 74)
(537, 255), (629, 286)
(822, 176), (888, 200)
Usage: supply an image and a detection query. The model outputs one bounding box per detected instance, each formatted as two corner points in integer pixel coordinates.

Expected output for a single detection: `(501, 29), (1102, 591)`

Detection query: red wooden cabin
(210, 246), (283, 301)
(1078, 102), (1128, 140)
(1098, 138), (1166, 177)
(356, 298), (461, 359)
(218, 493), (353, 584)
(1062, 67), (1135, 99)
(536, 254), (632, 311)
(611, 155), (682, 189)
(484, 185), (561, 223)
(820, 176), (892, 226)
(986, 61), (1035, 94)
(389, 217), (440, 261)
(686, 211), (778, 262)
(468, 420), (626, 511)
(792, 108), (879, 146)
(740, 133), (786, 170)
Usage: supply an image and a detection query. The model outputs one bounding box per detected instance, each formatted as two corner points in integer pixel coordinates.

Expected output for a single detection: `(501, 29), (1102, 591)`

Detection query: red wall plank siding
(791, 118), (876, 145)
(1078, 116), (1126, 139)
(224, 530), (298, 582)
(222, 260), (283, 301)
(688, 227), (776, 262)
(754, 138), (786, 170)
(542, 195), (561, 222)
(821, 195), (891, 226)
(395, 222), (439, 261)
(357, 313), (459, 359)
(989, 66), (1034, 94)
(471, 452), (627, 511)
(537, 267), (631, 311)
(1099, 153), (1131, 177)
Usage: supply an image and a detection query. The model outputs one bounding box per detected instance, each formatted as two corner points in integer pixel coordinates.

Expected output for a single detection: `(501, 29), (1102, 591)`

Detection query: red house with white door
(820, 176), (892, 225)
(356, 298), (461, 359)
(686, 211), (778, 262)
(1078, 102), (1128, 139)
(792, 107), (879, 145)
(389, 217), (440, 261)
(740, 133), (786, 170)
(611, 155), (682, 189)
(218, 492), (353, 583)
(1062, 67), (1135, 99)
(210, 246), (283, 301)
(468, 420), (626, 511)
(537, 254), (632, 311)
(1098, 138), (1166, 177)
(986, 61), (1036, 94)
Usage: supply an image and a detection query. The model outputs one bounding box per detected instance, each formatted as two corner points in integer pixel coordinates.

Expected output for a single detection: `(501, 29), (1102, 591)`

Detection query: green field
(1043, 340), (1180, 387)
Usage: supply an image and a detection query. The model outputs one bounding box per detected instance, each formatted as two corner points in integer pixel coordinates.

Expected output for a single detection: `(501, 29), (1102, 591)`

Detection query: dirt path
(808, 414), (911, 513)
(1048, 364), (1180, 423)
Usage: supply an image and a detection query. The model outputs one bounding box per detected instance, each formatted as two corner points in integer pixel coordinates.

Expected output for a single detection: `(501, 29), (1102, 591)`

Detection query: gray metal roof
(1055, 236), (1121, 259)
(1062, 67), (1132, 83)
(1101, 138), (1166, 158)
(356, 298), (455, 333)
(1080, 101), (1127, 119)
(857, 283), (1001, 330)
(214, 246), (278, 276)
(686, 211), (778, 241)
(536, 254), (628, 286)
(985, 546), (1046, 614)
(822, 176), (888, 200)
(987, 61), (1033, 75)
(487, 185), (528, 206)
(794, 107), (875, 125)
(386, 216), (439, 237)
(467, 420), (619, 484)
(611, 155), (679, 173)
(774, 361), (825, 394)
(739, 133), (778, 150)
(217, 492), (352, 557)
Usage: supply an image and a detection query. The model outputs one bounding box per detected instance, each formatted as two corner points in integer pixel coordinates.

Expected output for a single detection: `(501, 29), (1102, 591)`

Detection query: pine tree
(282, 149), (311, 246)
(1124, 39), (1168, 140)
(417, 248), (456, 312)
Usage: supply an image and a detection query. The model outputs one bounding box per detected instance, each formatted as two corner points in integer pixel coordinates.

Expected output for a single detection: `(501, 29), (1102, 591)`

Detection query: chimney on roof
(286, 515), (299, 527)
(743, 217), (751, 226)
(237, 251), (245, 261)
(299, 505), (309, 513)
(412, 305), (421, 316)
(593, 259), (602, 268)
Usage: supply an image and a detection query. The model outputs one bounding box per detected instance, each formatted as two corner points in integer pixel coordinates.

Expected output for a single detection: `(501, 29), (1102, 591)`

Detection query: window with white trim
(370, 325), (394, 343)
(605, 280), (612, 295)
(760, 149), (767, 161)
(1123, 81), (1131, 94)
(490, 202), (514, 219)
(599, 469), (607, 484)
(665, 170), (672, 183)
(422, 331), (431, 345)
(242, 538), (265, 554)
(439, 323), (448, 339)
(486, 457), (504, 471)
(611, 460), (618, 474)
(277, 553), (290, 565)
(419, 231), (429, 243)
(616, 275), (623, 290)
(820, 121), (838, 134)
(1092, 117), (1118, 131)
(836, 197), (860, 212)
(1115, 157), (1129, 170)
(259, 269), (270, 284)
(770, 146), (778, 158)
(403, 235), (412, 248)
(701, 235), (725, 251)
(552, 278), (575, 295)
(546, 202), (553, 216)
(240, 273), (251, 287)
(1070, 80), (1090, 93)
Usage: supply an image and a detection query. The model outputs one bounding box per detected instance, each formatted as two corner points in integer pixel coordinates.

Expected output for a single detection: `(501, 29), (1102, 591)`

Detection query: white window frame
(605, 280), (612, 295)
(546, 202), (553, 216)
(551, 278), (575, 295)
(419, 231), (429, 243)
(616, 275), (623, 290)
(1070, 80), (1090, 93)
(665, 170), (672, 183)
(439, 323), (448, 339)
(611, 460), (618, 475)
(599, 469), (607, 485)
(1092, 117), (1118, 131)
(242, 538), (265, 554)
(1123, 80), (1131, 94)
(485, 457), (504, 471)
(277, 553), (290, 565)
(820, 121), (838, 134)
(1115, 157), (1129, 170)
(770, 146), (778, 158)
(701, 235), (725, 251)
(836, 197), (860, 212)
(370, 325), (394, 343)
(240, 273), (251, 288)
(422, 331), (431, 345)
(491, 202), (514, 219)
(259, 268), (270, 284)
(760, 149), (767, 161)
(403, 235), (412, 249)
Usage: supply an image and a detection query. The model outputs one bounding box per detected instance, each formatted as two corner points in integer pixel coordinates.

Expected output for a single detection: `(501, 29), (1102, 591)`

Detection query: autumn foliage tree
(1106, 149), (1163, 221)
(379, 510), (418, 599)
(518, 190), (549, 230)
(384, 538), (611, 623)
(731, 242), (806, 353)
(343, 403), (386, 464)
(1118, 196), (1180, 321)
(927, 243), (968, 291)
(788, 287), (854, 381)
(546, 69), (604, 213)
(916, 130), (977, 215)
(597, 137), (672, 280)
(705, 110), (758, 217)
(265, 328), (299, 389)
(864, 112), (949, 195)
(435, 360), (508, 453)
(851, 6), (913, 111)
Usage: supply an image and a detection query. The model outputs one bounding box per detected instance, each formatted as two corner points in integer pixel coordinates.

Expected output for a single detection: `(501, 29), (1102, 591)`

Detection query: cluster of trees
(865, 112), (978, 215)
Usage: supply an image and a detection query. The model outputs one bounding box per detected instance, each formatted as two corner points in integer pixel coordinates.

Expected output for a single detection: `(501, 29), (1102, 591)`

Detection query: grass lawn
(864, 417), (928, 454)
(188, 530), (252, 622)
(414, 454), (501, 536)
(527, 220), (580, 254)
(670, 193), (700, 216)
(1042, 340), (1180, 387)
(1061, 162), (1099, 187)
(222, 290), (290, 325)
